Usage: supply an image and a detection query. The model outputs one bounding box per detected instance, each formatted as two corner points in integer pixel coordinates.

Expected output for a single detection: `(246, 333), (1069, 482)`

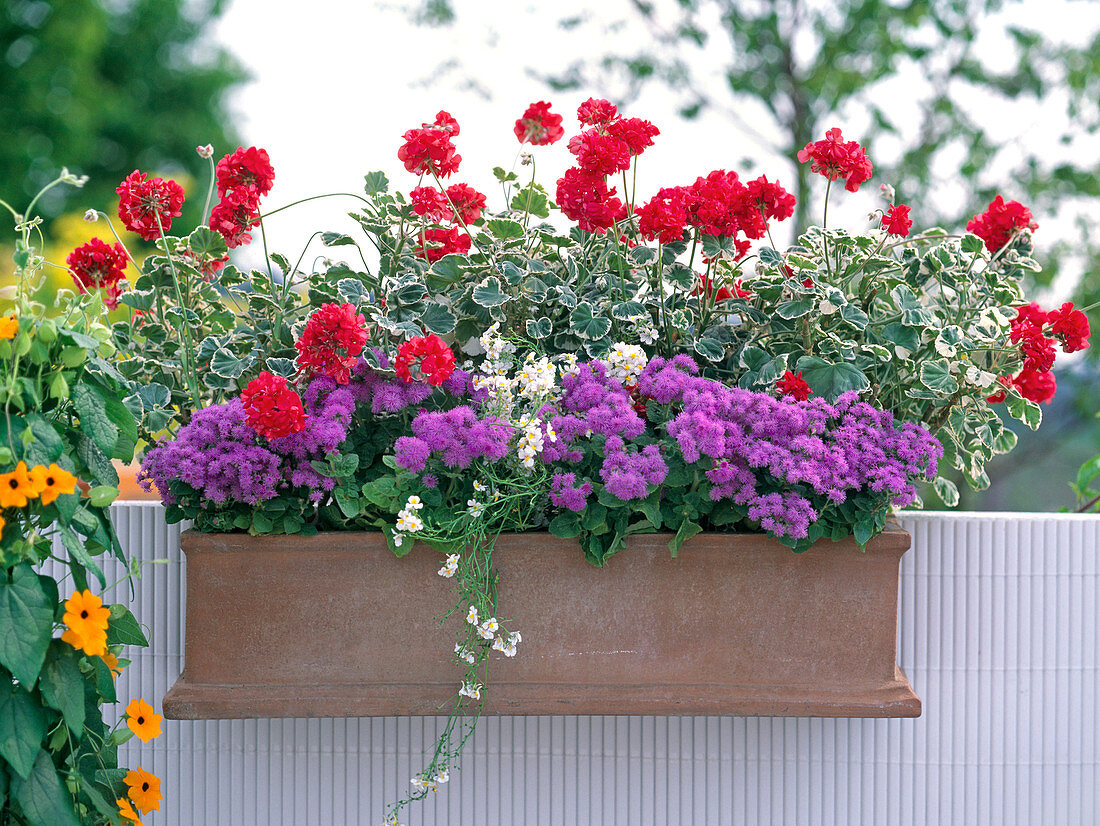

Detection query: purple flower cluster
(141, 373), (358, 506)
(550, 472), (593, 512)
(394, 406), (513, 472)
(599, 436), (668, 501)
(540, 362), (644, 464)
(635, 356), (942, 537)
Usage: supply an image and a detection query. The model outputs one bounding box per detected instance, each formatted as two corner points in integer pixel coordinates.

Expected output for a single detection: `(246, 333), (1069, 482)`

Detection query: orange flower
(125, 698), (163, 743)
(0, 515), (5, 539)
(116, 796), (144, 826)
(0, 462), (44, 508)
(0, 314), (17, 340)
(102, 651), (124, 679)
(124, 766), (162, 814)
(61, 590), (110, 657)
(29, 463), (77, 505)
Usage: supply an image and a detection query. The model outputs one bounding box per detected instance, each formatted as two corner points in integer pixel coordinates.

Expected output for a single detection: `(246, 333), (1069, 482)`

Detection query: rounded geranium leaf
(794, 356), (870, 400)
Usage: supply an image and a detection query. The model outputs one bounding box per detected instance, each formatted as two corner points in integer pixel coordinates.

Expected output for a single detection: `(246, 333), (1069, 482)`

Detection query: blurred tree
(1, 0), (247, 226)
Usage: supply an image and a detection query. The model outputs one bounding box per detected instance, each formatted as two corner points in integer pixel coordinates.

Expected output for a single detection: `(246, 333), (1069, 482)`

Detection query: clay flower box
(163, 522), (919, 719)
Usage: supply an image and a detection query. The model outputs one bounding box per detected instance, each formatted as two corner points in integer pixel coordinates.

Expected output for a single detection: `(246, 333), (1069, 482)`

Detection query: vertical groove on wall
(46, 505), (1098, 825)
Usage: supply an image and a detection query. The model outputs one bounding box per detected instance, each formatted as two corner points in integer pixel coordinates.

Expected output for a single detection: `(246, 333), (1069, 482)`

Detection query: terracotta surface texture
(164, 524), (920, 719)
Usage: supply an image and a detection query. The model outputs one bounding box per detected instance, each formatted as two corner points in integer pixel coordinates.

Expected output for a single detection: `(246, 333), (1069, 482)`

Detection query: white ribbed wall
(91, 506), (1098, 825)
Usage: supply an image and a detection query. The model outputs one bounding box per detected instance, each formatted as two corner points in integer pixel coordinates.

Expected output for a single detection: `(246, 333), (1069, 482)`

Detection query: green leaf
(693, 337), (725, 362)
(840, 303), (869, 329)
(210, 348), (255, 379)
(486, 218), (524, 240)
(548, 512), (582, 539)
(569, 304), (612, 340)
(933, 476), (960, 507)
(72, 384), (117, 460)
(10, 750), (80, 826)
(321, 232), (356, 247)
(472, 276), (510, 308)
(525, 317), (552, 339)
(919, 359), (959, 394)
(510, 185), (549, 218)
(668, 519), (702, 558)
(38, 644), (85, 736)
(363, 171), (389, 195)
(610, 301), (648, 321)
(775, 298), (815, 319)
(794, 356), (870, 400)
(105, 607), (148, 648)
(419, 303), (457, 335)
(188, 226), (228, 259)
(0, 682), (46, 780)
(60, 525), (105, 588)
(0, 565), (54, 688)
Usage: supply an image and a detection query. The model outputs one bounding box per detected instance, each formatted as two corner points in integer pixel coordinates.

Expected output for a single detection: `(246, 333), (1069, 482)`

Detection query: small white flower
(83, 209), (98, 223)
(404, 495), (423, 510)
(433, 770), (450, 785)
(393, 534), (405, 548)
(502, 643), (517, 658)
(473, 481), (488, 493)
(454, 643), (475, 664)
(465, 605), (479, 625)
(437, 554), (459, 578)
(479, 617), (499, 638)
(395, 512), (424, 533)
(639, 324), (659, 345)
(491, 636), (506, 652)
(458, 682), (482, 700)
(508, 631), (522, 646)
(467, 499), (485, 518)
(196, 144), (215, 159)
(410, 776), (428, 790)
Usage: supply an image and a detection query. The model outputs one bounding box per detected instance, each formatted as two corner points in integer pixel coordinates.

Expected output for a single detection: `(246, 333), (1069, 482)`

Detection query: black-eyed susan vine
(0, 175), (163, 826)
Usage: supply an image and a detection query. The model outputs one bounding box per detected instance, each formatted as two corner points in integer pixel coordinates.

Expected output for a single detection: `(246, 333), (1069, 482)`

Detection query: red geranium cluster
(636, 170), (795, 256)
(882, 204), (912, 237)
(776, 370), (813, 401)
(239, 371), (307, 440)
(209, 146), (275, 249)
(555, 98), (657, 234)
(445, 182), (486, 225)
(514, 101), (564, 146)
(66, 238), (129, 308)
(797, 127), (873, 193)
(987, 301), (1091, 405)
(398, 111), (462, 178)
(116, 170), (185, 240)
(394, 334), (456, 386)
(295, 302), (369, 384)
(966, 195), (1037, 252)
(410, 183), (485, 228)
(417, 226), (472, 263)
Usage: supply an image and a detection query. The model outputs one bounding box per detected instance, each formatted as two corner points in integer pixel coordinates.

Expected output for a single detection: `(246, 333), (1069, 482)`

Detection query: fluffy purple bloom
(599, 437), (668, 502)
(398, 406), (514, 472)
(550, 472), (593, 512)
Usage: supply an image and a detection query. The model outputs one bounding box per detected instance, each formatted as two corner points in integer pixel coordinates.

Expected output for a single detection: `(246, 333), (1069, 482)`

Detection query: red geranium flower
(966, 195), (1037, 252)
(240, 371), (307, 440)
(179, 249), (229, 280)
(577, 97), (619, 127)
(514, 101), (565, 146)
(445, 183), (486, 225)
(882, 204), (913, 237)
(606, 117), (660, 156)
(215, 146), (275, 199)
(66, 238), (128, 309)
(776, 370), (813, 401)
(555, 167), (626, 234)
(745, 175), (796, 222)
(398, 112), (462, 179)
(395, 334), (456, 386)
(693, 273), (750, 302)
(636, 188), (688, 244)
(116, 170), (185, 240)
(567, 130), (633, 177)
(1047, 302), (1090, 353)
(985, 375), (1013, 404)
(1013, 367), (1056, 404)
(416, 226), (472, 263)
(796, 127), (873, 193)
(295, 303), (369, 384)
(409, 186), (451, 224)
(209, 187), (262, 249)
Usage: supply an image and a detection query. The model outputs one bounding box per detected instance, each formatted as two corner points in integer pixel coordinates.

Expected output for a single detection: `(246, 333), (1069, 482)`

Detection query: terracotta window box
(163, 523), (920, 719)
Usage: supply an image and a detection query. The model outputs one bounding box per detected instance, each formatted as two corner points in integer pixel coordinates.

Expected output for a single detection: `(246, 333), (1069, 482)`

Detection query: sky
(210, 0), (1100, 289)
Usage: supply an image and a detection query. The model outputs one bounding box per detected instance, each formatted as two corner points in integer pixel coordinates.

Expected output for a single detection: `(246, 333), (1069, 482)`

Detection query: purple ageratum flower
(599, 437), (668, 502)
(550, 472), (593, 512)
(398, 406), (514, 472)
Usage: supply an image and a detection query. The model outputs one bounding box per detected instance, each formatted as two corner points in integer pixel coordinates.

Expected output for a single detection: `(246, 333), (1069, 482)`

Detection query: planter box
(163, 525), (920, 719)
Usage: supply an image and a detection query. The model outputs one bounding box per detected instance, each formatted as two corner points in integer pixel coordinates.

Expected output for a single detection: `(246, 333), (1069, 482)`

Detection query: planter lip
(178, 518), (911, 554)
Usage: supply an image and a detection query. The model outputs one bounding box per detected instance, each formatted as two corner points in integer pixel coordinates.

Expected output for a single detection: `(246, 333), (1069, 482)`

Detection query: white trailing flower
(559, 353), (580, 376)
(473, 480), (488, 493)
(437, 554), (459, 578)
(404, 495), (423, 510)
(465, 605), (479, 625)
(638, 323), (659, 345)
(392, 533), (405, 549)
(395, 511), (424, 533)
(454, 643), (475, 664)
(410, 776), (429, 791)
(432, 770), (450, 785)
(477, 617), (499, 640)
(605, 343), (648, 386)
(458, 682), (482, 700)
(467, 499), (485, 518)
(516, 354), (557, 399)
(514, 416), (549, 470)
